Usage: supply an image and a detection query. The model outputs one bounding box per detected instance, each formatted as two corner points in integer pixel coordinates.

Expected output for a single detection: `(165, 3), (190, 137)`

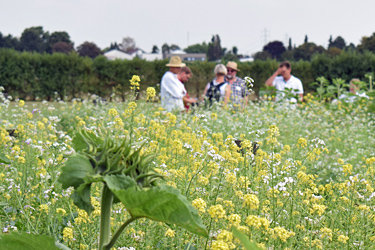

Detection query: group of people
(160, 56), (304, 112)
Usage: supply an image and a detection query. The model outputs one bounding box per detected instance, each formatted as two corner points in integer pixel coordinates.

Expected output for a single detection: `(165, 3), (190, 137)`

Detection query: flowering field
(1, 90), (375, 249)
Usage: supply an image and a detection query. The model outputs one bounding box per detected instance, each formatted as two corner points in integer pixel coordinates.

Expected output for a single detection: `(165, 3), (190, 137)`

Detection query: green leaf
(72, 131), (88, 152)
(0, 152), (11, 164)
(232, 227), (262, 250)
(72, 183), (93, 214)
(103, 174), (137, 191)
(55, 242), (72, 250)
(0, 231), (63, 250)
(58, 154), (95, 189)
(109, 184), (208, 237)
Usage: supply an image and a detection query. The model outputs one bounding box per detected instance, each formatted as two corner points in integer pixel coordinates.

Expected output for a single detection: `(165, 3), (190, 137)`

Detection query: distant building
(104, 47), (204, 62)
(239, 57), (254, 63)
(103, 49), (133, 60)
(142, 53), (163, 61)
(167, 50), (206, 62)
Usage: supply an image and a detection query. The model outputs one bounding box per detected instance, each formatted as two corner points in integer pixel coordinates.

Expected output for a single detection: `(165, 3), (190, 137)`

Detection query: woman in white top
(204, 64), (228, 103)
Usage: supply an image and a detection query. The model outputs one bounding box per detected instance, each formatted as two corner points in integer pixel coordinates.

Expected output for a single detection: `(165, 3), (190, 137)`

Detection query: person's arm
(299, 94), (303, 102)
(182, 96), (196, 104)
(265, 68), (282, 87)
(224, 84), (231, 106)
(203, 83), (209, 96)
(163, 73), (185, 99)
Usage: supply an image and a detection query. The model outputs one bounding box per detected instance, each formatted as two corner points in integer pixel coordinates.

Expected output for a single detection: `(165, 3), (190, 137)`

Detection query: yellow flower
(310, 204), (327, 216)
(211, 240), (229, 250)
(63, 227), (74, 241)
(130, 75), (141, 89)
(243, 194), (259, 209)
(17, 156), (26, 164)
(19, 100), (25, 107)
(338, 235), (349, 243)
(208, 204), (226, 221)
(165, 229), (175, 238)
(108, 108), (119, 116)
(56, 208), (67, 216)
(228, 214), (241, 226)
(192, 198), (206, 213)
(146, 87), (156, 100)
(297, 138), (307, 148)
(270, 227), (295, 242)
(39, 204), (49, 214)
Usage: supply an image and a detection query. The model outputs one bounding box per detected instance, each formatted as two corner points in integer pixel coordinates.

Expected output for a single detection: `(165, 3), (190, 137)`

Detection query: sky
(1, 0), (374, 56)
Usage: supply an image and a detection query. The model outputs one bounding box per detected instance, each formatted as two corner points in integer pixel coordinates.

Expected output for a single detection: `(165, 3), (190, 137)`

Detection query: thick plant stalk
(99, 184), (114, 250)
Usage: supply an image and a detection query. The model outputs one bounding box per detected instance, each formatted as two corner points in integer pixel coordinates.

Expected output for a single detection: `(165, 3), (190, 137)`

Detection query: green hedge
(1, 49), (375, 100)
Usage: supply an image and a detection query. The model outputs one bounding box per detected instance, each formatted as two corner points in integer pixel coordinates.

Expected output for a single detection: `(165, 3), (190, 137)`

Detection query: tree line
(3, 26), (375, 63)
(1, 48), (375, 101)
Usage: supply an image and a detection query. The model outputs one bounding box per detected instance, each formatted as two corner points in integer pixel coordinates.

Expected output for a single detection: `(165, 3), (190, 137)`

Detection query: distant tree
(207, 35), (222, 61)
(288, 38), (292, 51)
(20, 26), (49, 52)
(0, 33), (20, 50)
(77, 42), (101, 58)
(232, 46), (238, 55)
(281, 50), (294, 61)
(328, 35), (333, 48)
(52, 42), (74, 54)
(152, 45), (159, 53)
(47, 31), (72, 53)
(347, 43), (356, 50)
(119, 37), (136, 53)
(169, 44), (180, 51)
(329, 36), (346, 50)
(294, 42), (325, 61)
(184, 42), (208, 54)
(357, 33), (375, 52)
(326, 47), (342, 57)
(253, 51), (272, 60)
(304, 35), (308, 43)
(222, 52), (238, 61)
(263, 41), (286, 60)
(108, 42), (119, 50)
(162, 43), (170, 59)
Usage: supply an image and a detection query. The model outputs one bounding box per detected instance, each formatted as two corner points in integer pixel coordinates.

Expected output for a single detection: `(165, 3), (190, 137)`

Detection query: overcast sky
(1, 0), (374, 56)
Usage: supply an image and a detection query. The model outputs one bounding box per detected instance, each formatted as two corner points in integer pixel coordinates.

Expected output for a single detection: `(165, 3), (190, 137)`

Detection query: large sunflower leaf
(72, 183), (93, 215)
(109, 184), (208, 237)
(58, 154), (95, 189)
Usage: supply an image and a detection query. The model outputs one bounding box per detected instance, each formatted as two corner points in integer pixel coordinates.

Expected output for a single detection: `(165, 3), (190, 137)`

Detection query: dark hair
(279, 61), (291, 69)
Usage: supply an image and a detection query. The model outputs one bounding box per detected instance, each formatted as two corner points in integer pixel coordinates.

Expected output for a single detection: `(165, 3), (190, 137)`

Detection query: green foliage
(110, 184), (208, 237)
(0, 231), (69, 250)
(2, 48), (375, 99)
(184, 42), (208, 54)
(232, 227), (262, 250)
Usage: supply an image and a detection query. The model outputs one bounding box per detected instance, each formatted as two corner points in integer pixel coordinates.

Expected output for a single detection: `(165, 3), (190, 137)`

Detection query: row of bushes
(1, 49), (375, 100)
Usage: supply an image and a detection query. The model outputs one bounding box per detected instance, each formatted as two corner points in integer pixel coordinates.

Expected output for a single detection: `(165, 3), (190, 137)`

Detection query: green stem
(104, 216), (138, 250)
(99, 184), (114, 250)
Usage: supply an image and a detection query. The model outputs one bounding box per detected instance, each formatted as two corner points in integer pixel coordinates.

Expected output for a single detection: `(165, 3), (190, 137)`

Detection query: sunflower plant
(57, 128), (207, 250)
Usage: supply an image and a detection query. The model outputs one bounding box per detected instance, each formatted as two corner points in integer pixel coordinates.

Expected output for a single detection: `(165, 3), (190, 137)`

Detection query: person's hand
(275, 67), (282, 75)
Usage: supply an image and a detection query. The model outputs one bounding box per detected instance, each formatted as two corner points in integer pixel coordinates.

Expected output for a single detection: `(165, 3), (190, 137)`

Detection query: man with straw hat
(224, 61), (248, 110)
(160, 56), (187, 111)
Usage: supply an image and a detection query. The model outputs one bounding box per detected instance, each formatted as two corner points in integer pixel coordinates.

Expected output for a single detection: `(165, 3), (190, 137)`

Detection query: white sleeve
(161, 73), (185, 98)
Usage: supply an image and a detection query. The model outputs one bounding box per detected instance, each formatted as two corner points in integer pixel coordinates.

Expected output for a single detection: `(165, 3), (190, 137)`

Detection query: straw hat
(226, 61), (240, 72)
(166, 56), (186, 67)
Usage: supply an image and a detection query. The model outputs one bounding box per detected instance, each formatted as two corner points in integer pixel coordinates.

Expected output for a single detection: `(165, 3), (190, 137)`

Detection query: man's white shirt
(160, 71), (186, 111)
(272, 75), (303, 103)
